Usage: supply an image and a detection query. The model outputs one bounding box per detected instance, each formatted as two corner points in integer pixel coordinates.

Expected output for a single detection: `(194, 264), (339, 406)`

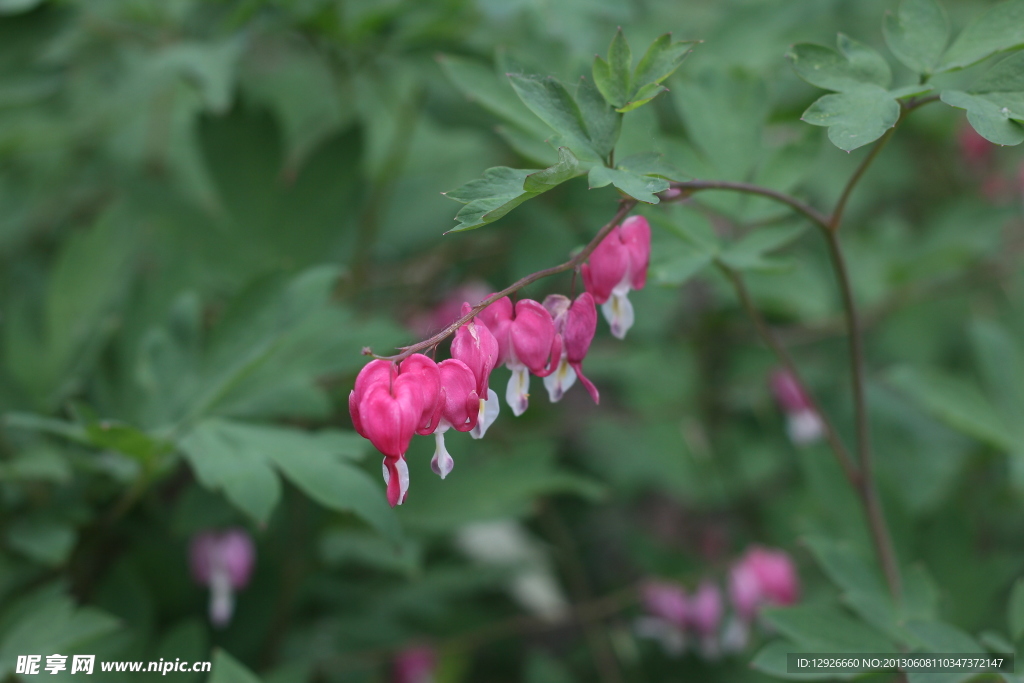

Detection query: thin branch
(829, 95), (939, 232)
(829, 126), (897, 232)
(715, 262), (860, 486)
(823, 227), (902, 600)
(367, 199), (638, 361)
(669, 180), (830, 229)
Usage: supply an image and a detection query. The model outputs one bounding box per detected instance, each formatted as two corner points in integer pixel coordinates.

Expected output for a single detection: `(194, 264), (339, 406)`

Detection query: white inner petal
(209, 566), (235, 628)
(431, 431), (455, 479)
(787, 409), (825, 445)
(470, 389), (501, 440)
(543, 355), (577, 402)
(601, 285), (635, 340)
(506, 365), (530, 416)
(394, 457), (410, 504)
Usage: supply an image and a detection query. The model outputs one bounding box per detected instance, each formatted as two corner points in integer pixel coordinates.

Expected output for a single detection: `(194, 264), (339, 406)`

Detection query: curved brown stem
(669, 179), (829, 229)
(366, 199), (638, 361)
(716, 262), (860, 486)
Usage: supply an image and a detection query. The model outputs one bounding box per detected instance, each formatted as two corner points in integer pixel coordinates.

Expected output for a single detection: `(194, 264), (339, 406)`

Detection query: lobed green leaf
(883, 0), (949, 74)
(588, 166), (668, 204)
(801, 84), (900, 151)
(787, 35), (892, 92)
(938, 0), (1024, 71)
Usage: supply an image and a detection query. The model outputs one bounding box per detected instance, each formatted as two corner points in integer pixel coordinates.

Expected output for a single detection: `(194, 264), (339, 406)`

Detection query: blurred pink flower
(769, 369), (824, 446)
(392, 646), (436, 683)
(958, 123), (993, 169)
(641, 580), (689, 628)
(190, 529), (255, 627)
(728, 545), (799, 622)
(407, 282), (491, 338)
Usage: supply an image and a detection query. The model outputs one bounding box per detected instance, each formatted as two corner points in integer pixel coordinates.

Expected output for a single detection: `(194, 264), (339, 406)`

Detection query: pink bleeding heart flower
(635, 580), (689, 656)
(641, 580), (689, 629)
(429, 359), (479, 479)
(689, 580), (724, 658)
(349, 354), (441, 507)
(769, 369), (824, 446)
(542, 293), (599, 404)
(478, 297), (561, 416)
(190, 529), (255, 628)
(451, 302), (501, 439)
(391, 646), (436, 683)
(582, 215), (650, 339)
(728, 545), (800, 623)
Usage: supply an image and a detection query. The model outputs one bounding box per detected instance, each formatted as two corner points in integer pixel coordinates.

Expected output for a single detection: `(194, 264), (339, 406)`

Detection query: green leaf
(438, 54), (551, 141)
(592, 28), (632, 108)
(633, 33), (698, 92)
(616, 82), (668, 113)
(155, 620), (207, 683)
(883, 0), (950, 74)
(652, 249), (714, 285)
(179, 420), (282, 526)
(886, 365), (1018, 451)
(208, 649), (263, 683)
(650, 208), (719, 285)
(941, 91), (1024, 145)
(242, 37), (349, 172)
(802, 536), (900, 638)
(938, 0), (1024, 71)
(904, 619), (984, 652)
(396, 444), (604, 533)
(588, 166), (668, 204)
(0, 0), (43, 14)
(761, 603), (898, 652)
(180, 419), (397, 540)
(903, 565), (941, 622)
(718, 223), (807, 272)
(0, 590), (120, 678)
(1008, 578), (1024, 641)
(445, 147), (585, 230)
(802, 84), (900, 151)
(940, 53), (1024, 146)
(574, 77), (620, 158)
(85, 420), (172, 462)
(608, 28), (632, 92)
(6, 518), (76, 567)
(507, 74), (600, 160)
(616, 152), (687, 181)
(138, 267), (390, 427)
(787, 34), (892, 92)
(673, 71), (769, 179)
(970, 319), (1024, 423)
(523, 147), (584, 192)
(525, 651), (575, 683)
(751, 640), (848, 681)
(319, 529), (421, 575)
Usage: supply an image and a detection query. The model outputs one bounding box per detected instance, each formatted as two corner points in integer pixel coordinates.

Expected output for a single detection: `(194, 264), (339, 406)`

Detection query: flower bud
(769, 369), (824, 445)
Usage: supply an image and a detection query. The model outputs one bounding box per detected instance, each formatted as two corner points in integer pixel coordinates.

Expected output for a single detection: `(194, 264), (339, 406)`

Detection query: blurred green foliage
(0, 0), (1023, 681)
